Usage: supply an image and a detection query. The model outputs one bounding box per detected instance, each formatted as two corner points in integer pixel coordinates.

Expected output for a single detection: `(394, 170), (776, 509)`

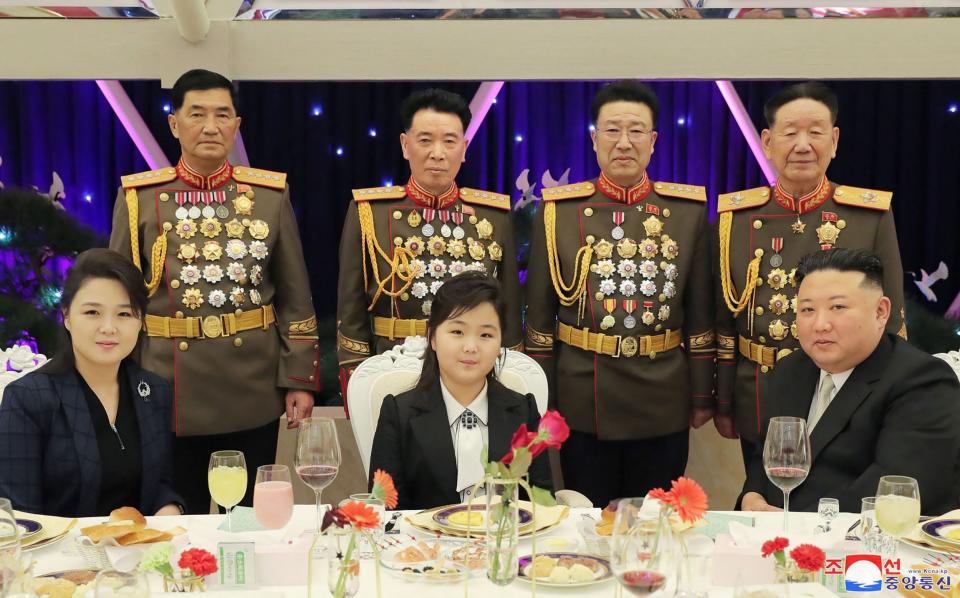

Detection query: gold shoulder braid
(357, 201), (416, 309)
(718, 211), (760, 316)
(124, 188), (167, 298)
(544, 201), (593, 306)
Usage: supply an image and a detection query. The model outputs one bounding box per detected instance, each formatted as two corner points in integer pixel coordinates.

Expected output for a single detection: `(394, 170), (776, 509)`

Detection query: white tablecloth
(26, 506), (914, 597)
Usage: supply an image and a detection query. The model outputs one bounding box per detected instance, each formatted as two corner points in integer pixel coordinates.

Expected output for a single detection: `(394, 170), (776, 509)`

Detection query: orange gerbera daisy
(339, 500), (380, 530)
(372, 469), (399, 509)
(666, 476), (708, 523)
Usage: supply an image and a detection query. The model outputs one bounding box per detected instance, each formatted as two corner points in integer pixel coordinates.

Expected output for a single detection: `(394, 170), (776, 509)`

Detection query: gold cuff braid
(687, 330), (716, 353)
(337, 331), (370, 355)
(289, 316), (318, 334)
(526, 326), (554, 349)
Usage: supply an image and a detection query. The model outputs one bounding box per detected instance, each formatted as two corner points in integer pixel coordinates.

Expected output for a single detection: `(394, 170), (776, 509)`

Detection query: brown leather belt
(557, 321), (681, 359)
(145, 305), (276, 339)
(738, 335), (794, 368)
(373, 316), (427, 340)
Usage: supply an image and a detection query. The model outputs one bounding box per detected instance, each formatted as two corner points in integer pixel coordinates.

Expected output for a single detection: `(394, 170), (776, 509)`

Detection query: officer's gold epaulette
(653, 181), (706, 202)
(717, 186), (771, 213)
(541, 182), (596, 202)
(351, 185), (407, 201)
(833, 185), (892, 211)
(233, 165), (286, 190)
(460, 187), (510, 211)
(121, 167), (177, 189)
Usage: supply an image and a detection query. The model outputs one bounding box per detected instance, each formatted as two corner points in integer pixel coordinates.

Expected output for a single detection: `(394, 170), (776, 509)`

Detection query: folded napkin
(904, 508), (960, 549)
(13, 509), (76, 547)
(405, 501), (569, 536)
(728, 519), (845, 551)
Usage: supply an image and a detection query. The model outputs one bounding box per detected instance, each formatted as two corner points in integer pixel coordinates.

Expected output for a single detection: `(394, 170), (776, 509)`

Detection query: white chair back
(346, 336), (549, 479)
(0, 345), (48, 405)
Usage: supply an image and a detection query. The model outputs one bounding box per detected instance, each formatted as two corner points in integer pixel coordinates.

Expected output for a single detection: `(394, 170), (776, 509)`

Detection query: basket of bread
(76, 507), (185, 569)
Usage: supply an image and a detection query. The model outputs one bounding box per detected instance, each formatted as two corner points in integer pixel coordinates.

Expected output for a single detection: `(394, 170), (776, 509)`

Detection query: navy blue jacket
(0, 362), (183, 517)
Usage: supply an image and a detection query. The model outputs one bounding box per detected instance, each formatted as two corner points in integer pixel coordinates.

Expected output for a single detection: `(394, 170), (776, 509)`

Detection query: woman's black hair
(415, 272), (507, 391)
(39, 248), (147, 375)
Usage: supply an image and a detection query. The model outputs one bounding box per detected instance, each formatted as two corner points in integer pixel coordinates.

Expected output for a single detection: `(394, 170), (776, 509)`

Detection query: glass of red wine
(295, 417), (341, 533)
(610, 497), (678, 597)
(763, 416), (811, 532)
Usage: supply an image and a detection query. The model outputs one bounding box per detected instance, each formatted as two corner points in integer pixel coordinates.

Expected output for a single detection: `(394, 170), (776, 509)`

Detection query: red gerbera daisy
(665, 477), (708, 523)
(339, 500), (380, 530)
(372, 469), (399, 510)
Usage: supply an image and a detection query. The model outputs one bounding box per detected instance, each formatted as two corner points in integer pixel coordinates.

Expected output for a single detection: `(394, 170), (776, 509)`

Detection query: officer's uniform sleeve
(271, 185), (320, 392)
(713, 220), (738, 416)
(498, 211), (523, 352)
(523, 200), (558, 405)
(683, 208), (717, 411)
(335, 200), (373, 396)
(109, 186), (135, 259)
(876, 209), (907, 338)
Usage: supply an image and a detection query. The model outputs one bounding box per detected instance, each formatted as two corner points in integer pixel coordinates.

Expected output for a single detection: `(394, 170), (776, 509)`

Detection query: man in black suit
(740, 248), (960, 515)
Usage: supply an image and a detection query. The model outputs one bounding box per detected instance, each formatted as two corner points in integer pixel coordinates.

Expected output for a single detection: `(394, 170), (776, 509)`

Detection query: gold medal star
(791, 218), (806, 235)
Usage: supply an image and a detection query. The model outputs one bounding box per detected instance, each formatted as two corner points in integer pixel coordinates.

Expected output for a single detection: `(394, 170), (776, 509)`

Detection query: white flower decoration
(640, 280), (657, 297)
(208, 289), (226, 308)
(617, 259), (638, 279)
(596, 259), (616, 278)
(639, 260), (658, 280)
(663, 263), (679, 281)
(249, 240), (268, 261)
(620, 279), (638, 297)
(663, 281), (677, 298)
(430, 280), (444, 295)
(225, 239), (247, 260)
(409, 258), (427, 279)
(249, 265), (263, 286)
(202, 264), (223, 284)
(428, 259), (446, 279)
(411, 282), (429, 299)
(227, 261), (247, 283)
(179, 265), (201, 286)
(599, 278), (617, 296)
(449, 260), (467, 276)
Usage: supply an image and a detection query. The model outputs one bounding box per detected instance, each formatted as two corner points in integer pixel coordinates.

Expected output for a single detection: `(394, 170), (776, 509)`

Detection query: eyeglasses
(598, 127), (654, 143)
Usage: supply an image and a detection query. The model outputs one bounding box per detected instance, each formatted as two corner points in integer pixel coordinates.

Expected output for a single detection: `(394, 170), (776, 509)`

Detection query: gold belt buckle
(620, 336), (638, 358)
(201, 315), (223, 338)
(610, 335), (622, 358)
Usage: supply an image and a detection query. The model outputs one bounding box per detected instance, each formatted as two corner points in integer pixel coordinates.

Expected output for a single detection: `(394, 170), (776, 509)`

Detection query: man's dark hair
(591, 81), (660, 127)
(763, 81), (838, 127)
(171, 69), (239, 114)
(796, 248), (884, 290)
(416, 272), (506, 392)
(400, 88), (471, 133)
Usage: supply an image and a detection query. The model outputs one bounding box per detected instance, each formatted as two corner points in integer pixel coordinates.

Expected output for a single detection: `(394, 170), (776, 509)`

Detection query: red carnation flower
(761, 537), (789, 558)
(178, 548), (218, 577)
(790, 544), (826, 572)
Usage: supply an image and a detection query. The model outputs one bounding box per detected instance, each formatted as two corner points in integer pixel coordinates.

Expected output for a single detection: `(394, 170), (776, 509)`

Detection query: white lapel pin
(137, 380), (151, 401)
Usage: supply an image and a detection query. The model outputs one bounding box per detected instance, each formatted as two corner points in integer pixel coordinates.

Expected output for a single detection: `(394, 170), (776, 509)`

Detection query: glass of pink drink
(254, 464), (295, 530)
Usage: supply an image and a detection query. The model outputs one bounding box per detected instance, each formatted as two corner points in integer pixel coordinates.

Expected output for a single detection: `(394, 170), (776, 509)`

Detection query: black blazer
(0, 362), (183, 517)
(368, 378), (553, 510)
(740, 334), (960, 515)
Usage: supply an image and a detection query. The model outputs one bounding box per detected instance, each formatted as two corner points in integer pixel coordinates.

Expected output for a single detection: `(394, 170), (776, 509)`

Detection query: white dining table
(25, 505), (915, 597)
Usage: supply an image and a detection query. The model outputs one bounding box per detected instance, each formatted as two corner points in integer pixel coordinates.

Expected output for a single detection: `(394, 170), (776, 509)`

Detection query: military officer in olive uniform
(109, 70), (319, 514)
(336, 89), (521, 397)
(525, 81), (716, 507)
(714, 81), (906, 463)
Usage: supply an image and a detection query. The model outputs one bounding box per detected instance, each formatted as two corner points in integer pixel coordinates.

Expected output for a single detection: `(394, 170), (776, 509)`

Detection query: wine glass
(610, 497), (678, 597)
(295, 417), (341, 532)
(0, 498), (22, 597)
(763, 416), (811, 532)
(207, 450), (247, 533)
(254, 464), (294, 530)
(875, 476), (921, 555)
(94, 570), (150, 597)
(817, 497), (840, 532)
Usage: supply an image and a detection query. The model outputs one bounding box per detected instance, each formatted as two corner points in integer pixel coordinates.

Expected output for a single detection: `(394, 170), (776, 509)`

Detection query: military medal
(663, 263), (678, 281)
(611, 211), (625, 240)
(618, 259), (638, 279)
(638, 260), (657, 279)
(642, 214), (663, 237)
(770, 237), (784, 268)
(409, 259), (426, 279)
(600, 299), (617, 330)
(202, 264), (223, 284)
(641, 301), (656, 326)
(449, 260), (467, 276)
(476, 218), (494, 240)
(404, 236), (424, 257)
(427, 235), (446, 257)
(225, 239), (247, 260)
(407, 209), (422, 229)
(658, 304), (671, 321)
(175, 218), (197, 240)
(639, 238), (658, 259)
(768, 319), (789, 341)
(438, 210), (452, 238)
(182, 288), (203, 310)
(229, 286), (245, 307)
(208, 289), (226, 308)
(636, 279), (653, 297)
(767, 268), (787, 290)
(488, 241), (503, 262)
(201, 240), (222, 262)
(428, 259), (446, 278)
(227, 262), (248, 284)
(662, 281), (677, 299)
(249, 240), (268, 260)
(769, 293), (789, 316)
(250, 264), (263, 286)
(250, 289), (262, 306)
(421, 299), (433, 316)
(429, 279), (444, 295)
(248, 219), (270, 240)
(233, 194), (254, 216)
(177, 243), (198, 264)
(622, 299), (638, 329)
(468, 240), (486, 261)
(225, 219), (245, 239)
(616, 238), (638, 259)
(174, 192), (189, 220)
(788, 267), (797, 288)
(179, 265), (201, 286)
(420, 209), (436, 237)
(452, 211), (465, 240)
(791, 214), (806, 235)
(201, 193), (216, 219)
(790, 295), (798, 313)
(446, 238), (466, 259)
(817, 212), (841, 249)
(593, 239), (614, 260)
(660, 235), (679, 260)
(595, 259), (616, 278)
(411, 281), (428, 299)
(599, 278), (617, 296)
(188, 205), (202, 220)
(200, 217), (222, 239)
(791, 322), (799, 339)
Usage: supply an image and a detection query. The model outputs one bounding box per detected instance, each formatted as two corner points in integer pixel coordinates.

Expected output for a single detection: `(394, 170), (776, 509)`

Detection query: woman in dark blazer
(369, 272), (552, 510)
(0, 249), (183, 517)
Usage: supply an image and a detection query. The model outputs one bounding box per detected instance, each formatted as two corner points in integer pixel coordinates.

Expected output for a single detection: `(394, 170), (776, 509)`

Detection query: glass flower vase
(485, 478), (520, 586)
